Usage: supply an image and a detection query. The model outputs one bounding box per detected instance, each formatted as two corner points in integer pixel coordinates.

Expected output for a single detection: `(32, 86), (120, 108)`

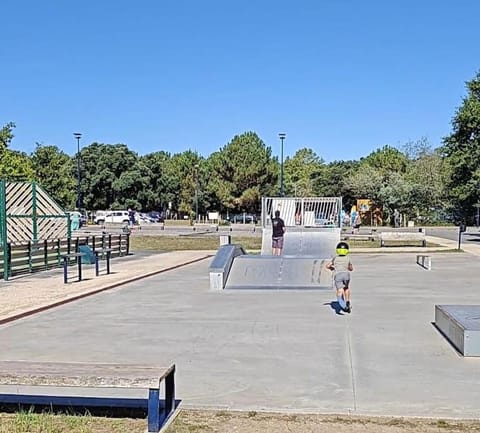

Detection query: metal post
(0, 180), (8, 280)
(73, 132), (82, 210)
(194, 164), (199, 223)
(278, 133), (286, 196)
(458, 224), (466, 250)
(475, 204), (480, 228)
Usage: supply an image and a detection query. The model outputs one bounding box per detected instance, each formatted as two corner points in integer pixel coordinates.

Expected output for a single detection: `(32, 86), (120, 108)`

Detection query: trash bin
(79, 245), (96, 264)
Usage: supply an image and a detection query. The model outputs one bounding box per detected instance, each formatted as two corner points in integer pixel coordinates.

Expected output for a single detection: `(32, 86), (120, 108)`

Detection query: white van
(94, 210), (130, 225)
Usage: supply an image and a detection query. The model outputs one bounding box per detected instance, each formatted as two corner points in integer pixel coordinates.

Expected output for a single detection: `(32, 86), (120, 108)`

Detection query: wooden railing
(0, 233), (130, 280)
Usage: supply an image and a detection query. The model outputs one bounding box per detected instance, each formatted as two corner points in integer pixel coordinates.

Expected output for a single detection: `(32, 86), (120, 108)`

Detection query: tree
(360, 145), (408, 175)
(207, 132), (277, 214)
(321, 160), (360, 208)
(80, 143), (148, 210)
(403, 139), (448, 222)
(164, 150), (201, 219)
(283, 148), (324, 197)
(0, 122), (15, 153)
(140, 151), (172, 211)
(0, 122), (34, 181)
(31, 143), (76, 209)
(441, 71), (480, 223)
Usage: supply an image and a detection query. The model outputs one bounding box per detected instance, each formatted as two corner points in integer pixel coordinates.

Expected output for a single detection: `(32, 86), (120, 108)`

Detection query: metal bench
(62, 247), (112, 284)
(380, 231), (426, 247)
(62, 252), (86, 283)
(0, 360), (176, 432)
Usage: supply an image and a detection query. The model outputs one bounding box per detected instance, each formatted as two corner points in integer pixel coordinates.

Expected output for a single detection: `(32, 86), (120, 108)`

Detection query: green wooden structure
(0, 180), (70, 280)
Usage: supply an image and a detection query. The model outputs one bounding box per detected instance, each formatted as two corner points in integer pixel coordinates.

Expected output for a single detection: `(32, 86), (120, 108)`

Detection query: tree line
(1, 72), (480, 225)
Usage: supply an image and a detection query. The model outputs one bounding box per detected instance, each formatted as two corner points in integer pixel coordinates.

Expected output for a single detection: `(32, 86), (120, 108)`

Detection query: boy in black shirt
(271, 210), (286, 256)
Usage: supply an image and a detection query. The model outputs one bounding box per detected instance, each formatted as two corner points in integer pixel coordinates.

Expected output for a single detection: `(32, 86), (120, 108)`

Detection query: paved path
(0, 250), (214, 324)
(1, 236), (480, 419)
(0, 235), (478, 325)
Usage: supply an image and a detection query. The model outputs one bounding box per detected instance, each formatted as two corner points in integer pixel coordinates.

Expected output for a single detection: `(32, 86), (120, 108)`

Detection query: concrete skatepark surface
(1, 235), (480, 420)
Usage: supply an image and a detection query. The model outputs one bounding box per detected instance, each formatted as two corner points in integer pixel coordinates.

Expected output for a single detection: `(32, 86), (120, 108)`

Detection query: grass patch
(345, 239), (447, 249)
(129, 235), (261, 252)
(0, 411), (146, 433)
(2, 409), (480, 433)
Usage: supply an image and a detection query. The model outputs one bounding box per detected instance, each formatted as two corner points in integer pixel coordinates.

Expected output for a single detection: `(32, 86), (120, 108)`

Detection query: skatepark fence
(0, 232), (130, 280)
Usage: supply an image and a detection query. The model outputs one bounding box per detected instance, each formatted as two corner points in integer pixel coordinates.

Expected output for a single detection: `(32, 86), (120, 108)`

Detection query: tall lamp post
(194, 164), (199, 223)
(73, 132), (82, 210)
(475, 203), (480, 228)
(278, 133), (286, 196)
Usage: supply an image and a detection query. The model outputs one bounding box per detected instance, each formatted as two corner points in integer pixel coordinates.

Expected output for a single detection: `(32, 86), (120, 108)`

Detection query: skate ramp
(224, 255), (332, 290)
(261, 227), (340, 257)
(209, 228), (339, 290)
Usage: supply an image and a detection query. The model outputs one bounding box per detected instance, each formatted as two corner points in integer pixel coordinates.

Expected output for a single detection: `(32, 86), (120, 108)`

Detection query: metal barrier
(0, 233), (129, 280)
(261, 197), (343, 228)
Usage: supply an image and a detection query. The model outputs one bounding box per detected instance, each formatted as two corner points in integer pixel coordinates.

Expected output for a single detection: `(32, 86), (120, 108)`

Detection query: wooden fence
(0, 233), (130, 280)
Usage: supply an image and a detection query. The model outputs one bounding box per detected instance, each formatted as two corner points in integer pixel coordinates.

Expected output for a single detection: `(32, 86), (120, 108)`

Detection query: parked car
(231, 214), (257, 224)
(315, 213), (335, 227)
(94, 210), (130, 225)
(147, 211), (164, 223)
(136, 212), (155, 224)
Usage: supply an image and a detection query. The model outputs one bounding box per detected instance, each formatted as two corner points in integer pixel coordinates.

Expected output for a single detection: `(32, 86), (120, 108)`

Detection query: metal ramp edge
(224, 255), (333, 290)
(208, 244), (246, 290)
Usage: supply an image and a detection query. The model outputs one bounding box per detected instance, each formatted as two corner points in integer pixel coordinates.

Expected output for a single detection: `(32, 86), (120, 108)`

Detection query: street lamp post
(475, 203), (480, 228)
(278, 133), (286, 196)
(194, 164), (199, 223)
(73, 132), (82, 210)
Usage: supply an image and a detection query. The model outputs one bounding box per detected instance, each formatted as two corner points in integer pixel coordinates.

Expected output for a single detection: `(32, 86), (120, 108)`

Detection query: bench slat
(0, 361), (174, 389)
(380, 231), (426, 247)
(380, 232), (425, 240)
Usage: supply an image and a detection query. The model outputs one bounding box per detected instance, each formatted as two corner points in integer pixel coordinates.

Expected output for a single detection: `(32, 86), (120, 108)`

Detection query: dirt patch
(165, 410), (480, 433)
(1, 410), (479, 432)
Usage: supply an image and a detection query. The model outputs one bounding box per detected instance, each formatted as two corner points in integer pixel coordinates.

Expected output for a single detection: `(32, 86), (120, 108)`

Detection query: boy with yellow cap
(327, 241), (354, 313)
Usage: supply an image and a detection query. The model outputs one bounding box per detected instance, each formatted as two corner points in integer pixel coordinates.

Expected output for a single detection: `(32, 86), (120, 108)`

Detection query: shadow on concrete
(324, 301), (345, 315)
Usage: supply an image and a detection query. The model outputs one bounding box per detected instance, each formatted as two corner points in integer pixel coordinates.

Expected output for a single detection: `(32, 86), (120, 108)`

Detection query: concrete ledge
(435, 305), (480, 356)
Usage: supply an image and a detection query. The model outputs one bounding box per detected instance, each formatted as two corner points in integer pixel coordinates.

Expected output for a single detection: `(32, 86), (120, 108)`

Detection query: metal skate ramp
(261, 227), (340, 256)
(224, 255), (332, 290)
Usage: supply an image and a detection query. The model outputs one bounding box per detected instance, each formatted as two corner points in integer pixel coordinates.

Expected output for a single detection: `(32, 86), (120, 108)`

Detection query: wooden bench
(342, 233), (377, 242)
(416, 254), (432, 270)
(380, 231), (426, 247)
(0, 361), (176, 432)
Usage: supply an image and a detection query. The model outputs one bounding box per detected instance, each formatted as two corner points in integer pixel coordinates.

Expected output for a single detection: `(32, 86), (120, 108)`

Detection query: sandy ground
(163, 410), (480, 433)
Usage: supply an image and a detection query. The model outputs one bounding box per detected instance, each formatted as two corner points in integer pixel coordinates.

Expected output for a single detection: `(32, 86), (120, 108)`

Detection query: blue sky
(2, 0), (480, 162)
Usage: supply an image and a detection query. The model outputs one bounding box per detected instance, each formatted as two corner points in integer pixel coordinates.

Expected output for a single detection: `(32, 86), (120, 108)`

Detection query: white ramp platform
(435, 305), (480, 356)
(225, 255), (332, 290)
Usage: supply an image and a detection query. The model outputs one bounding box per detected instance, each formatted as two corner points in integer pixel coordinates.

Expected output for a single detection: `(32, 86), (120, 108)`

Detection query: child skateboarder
(327, 241), (354, 313)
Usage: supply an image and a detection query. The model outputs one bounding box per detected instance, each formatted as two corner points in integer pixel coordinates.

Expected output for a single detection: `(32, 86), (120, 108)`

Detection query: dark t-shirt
(272, 217), (285, 238)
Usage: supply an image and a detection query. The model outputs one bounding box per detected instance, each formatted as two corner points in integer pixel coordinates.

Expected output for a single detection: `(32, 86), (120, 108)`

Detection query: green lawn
(129, 235), (261, 252)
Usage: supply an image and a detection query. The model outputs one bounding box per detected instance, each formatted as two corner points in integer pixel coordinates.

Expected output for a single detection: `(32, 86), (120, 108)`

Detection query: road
(426, 226), (480, 245)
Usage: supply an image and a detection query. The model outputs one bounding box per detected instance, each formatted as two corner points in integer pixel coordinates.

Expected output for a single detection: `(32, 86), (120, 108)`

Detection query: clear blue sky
(2, 0), (480, 162)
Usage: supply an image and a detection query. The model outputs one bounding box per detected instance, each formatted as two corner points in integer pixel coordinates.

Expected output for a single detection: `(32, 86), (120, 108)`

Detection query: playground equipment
(0, 181), (70, 280)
